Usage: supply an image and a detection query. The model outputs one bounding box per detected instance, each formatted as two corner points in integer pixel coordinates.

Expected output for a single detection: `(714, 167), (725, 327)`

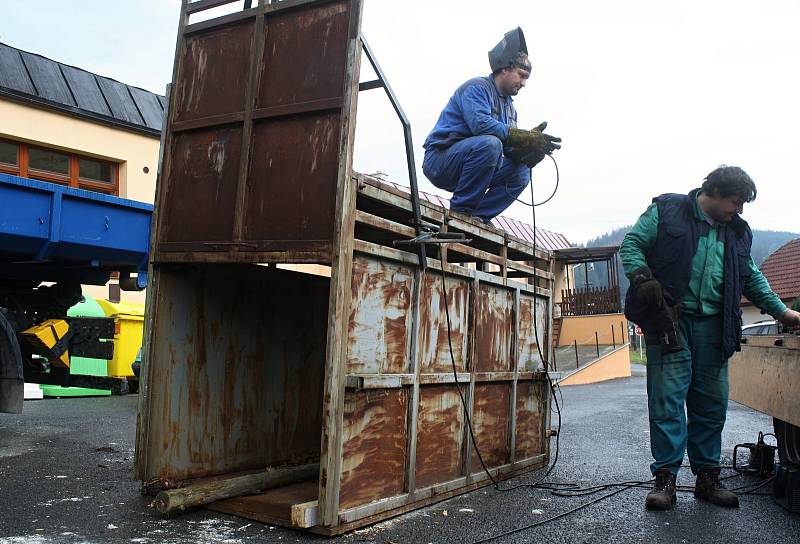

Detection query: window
(0, 138), (118, 195)
(79, 158), (114, 184)
(0, 140), (17, 166)
(29, 147), (70, 176)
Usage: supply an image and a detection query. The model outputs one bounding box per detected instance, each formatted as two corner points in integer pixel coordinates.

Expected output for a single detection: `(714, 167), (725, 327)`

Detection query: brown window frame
(0, 138), (119, 196)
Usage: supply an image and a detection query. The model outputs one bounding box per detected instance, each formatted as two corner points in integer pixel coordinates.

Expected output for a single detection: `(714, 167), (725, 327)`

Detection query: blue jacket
(423, 76), (517, 150)
(624, 190), (753, 359)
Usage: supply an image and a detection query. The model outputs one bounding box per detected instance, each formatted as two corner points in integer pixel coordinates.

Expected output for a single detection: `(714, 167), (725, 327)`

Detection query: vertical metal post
(574, 339), (579, 370)
(595, 331), (600, 358)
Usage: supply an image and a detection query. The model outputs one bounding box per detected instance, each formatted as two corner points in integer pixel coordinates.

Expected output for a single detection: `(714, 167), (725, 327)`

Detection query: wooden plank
(152, 249), (332, 264)
(509, 288), (520, 463)
(474, 372), (516, 382)
(356, 178), (445, 224)
(404, 269), (423, 493)
(135, 0), (187, 480)
(154, 463), (318, 514)
(210, 480), (319, 528)
(171, 111), (246, 132)
(318, 0), (363, 527)
(232, 2), (265, 243)
(344, 374), (414, 389)
(251, 97), (344, 120)
(355, 209), (416, 237)
(186, 0), (241, 15)
(353, 239), (476, 280)
(506, 238), (551, 262)
(329, 453), (547, 532)
(185, 9), (254, 36)
(729, 343), (800, 427)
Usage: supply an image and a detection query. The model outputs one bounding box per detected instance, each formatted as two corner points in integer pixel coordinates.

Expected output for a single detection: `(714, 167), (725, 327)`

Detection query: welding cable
(439, 261), (500, 487)
(503, 153), (560, 207)
(438, 155), (565, 492)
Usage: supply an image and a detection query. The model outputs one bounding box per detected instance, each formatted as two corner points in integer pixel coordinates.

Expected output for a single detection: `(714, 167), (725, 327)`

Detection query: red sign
(634, 325), (643, 336)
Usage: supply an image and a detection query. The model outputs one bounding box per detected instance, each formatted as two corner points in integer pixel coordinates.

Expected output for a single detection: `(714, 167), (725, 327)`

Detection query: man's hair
(701, 165), (757, 202)
(492, 52), (531, 77)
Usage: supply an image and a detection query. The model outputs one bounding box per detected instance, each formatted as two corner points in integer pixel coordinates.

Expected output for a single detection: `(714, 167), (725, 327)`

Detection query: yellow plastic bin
(96, 300), (144, 378)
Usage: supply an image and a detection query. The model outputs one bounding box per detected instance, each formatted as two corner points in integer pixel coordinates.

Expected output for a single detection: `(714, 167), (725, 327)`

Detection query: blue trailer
(0, 173), (153, 413)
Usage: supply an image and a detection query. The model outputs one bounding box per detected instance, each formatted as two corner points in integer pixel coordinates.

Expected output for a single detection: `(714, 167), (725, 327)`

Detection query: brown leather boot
(694, 466), (739, 507)
(645, 469), (677, 510)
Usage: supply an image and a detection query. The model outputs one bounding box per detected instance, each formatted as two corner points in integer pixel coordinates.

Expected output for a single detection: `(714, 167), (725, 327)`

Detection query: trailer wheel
(774, 418), (800, 465)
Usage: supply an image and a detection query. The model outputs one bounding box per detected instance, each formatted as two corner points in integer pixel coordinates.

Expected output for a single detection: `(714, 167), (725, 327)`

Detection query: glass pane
(79, 158), (113, 183)
(0, 141), (18, 165)
(29, 147), (69, 175)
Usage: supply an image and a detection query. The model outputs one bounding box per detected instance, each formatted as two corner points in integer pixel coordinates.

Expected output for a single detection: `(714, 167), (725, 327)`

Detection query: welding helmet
(488, 27), (530, 73)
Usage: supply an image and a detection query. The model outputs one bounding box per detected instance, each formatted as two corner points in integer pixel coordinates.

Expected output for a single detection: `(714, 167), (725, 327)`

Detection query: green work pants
(645, 314), (728, 476)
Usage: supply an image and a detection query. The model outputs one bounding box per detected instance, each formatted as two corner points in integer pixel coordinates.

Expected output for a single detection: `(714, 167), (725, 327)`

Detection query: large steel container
(136, 0), (554, 534)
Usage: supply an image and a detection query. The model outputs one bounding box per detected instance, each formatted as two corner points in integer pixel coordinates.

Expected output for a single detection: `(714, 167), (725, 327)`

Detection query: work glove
(504, 147), (546, 168)
(506, 122), (562, 154)
(629, 266), (664, 309)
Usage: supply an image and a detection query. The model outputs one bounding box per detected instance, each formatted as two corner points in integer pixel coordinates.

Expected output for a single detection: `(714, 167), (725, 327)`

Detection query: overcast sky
(2, 0), (798, 244)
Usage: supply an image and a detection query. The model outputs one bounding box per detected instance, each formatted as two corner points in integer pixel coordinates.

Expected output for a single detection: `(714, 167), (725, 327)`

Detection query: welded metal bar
(359, 35), (426, 269)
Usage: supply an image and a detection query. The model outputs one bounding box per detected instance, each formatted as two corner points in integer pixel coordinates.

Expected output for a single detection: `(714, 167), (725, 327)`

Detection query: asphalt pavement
(1, 374), (798, 544)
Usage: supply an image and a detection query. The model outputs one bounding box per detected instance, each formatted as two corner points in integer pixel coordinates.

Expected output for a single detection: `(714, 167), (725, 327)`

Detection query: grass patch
(630, 348), (647, 365)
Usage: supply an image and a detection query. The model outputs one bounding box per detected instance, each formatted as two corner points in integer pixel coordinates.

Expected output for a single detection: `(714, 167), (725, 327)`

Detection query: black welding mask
(488, 27), (530, 73)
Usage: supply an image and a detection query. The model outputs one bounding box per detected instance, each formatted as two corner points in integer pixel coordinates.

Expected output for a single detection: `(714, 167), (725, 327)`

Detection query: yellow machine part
(22, 319), (71, 368)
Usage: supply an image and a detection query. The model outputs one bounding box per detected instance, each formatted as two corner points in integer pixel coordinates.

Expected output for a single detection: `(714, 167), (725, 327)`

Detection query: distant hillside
(573, 227), (800, 302)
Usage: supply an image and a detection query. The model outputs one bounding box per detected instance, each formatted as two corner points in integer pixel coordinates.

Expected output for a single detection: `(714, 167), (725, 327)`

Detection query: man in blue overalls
(422, 27), (561, 224)
(621, 166), (800, 510)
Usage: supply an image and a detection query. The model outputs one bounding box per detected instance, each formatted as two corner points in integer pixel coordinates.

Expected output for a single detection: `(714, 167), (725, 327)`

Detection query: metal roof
(380, 179), (573, 252)
(553, 245), (620, 263)
(0, 42), (164, 137)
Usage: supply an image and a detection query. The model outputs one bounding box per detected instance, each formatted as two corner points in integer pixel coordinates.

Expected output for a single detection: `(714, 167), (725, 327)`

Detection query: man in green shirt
(620, 165), (800, 510)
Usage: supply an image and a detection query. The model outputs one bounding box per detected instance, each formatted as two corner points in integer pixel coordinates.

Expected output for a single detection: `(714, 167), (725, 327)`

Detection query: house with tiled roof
(742, 238), (800, 325)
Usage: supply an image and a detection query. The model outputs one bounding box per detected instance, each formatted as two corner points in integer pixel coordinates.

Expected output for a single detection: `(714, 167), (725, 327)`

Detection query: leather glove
(629, 266), (664, 309)
(507, 121), (562, 154)
(505, 147), (546, 168)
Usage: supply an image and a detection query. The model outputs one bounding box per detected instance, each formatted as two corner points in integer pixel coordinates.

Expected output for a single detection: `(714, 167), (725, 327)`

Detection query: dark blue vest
(624, 189), (752, 359)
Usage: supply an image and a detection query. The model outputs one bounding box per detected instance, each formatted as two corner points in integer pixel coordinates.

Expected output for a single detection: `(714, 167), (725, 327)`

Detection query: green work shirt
(620, 195), (787, 318)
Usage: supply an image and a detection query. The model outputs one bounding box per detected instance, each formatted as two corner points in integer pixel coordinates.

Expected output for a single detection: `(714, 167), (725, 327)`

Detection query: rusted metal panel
(475, 284), (514, 372)
(159, 128), (242, 244)
(471, 383), (511, 469)
(339, 388), (409, 510)
(256, 1), (350, 109)
(173, 23), (253, 123)
(415, 385), (465, 488)
(515, 381), (545, 460)
(519, 294), (548, 371)
(346, 256), (414, 374)
(141, 265), (328, 484)
(242, 113), (341, 243)
(418, 272), (470, 373)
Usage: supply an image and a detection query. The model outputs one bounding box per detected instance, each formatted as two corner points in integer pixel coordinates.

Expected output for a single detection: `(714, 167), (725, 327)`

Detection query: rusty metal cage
(136, 0), (555, 534)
